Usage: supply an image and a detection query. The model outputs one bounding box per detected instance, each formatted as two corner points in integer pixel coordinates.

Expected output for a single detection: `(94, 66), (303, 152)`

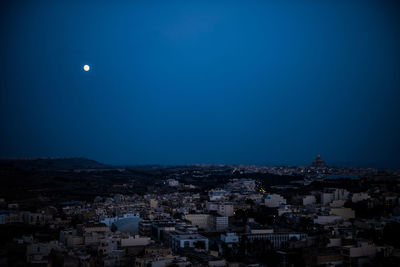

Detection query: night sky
(1, 0), (399, 168)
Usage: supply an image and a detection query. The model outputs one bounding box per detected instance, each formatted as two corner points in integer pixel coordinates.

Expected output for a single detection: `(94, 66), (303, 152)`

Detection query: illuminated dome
(311, 154), (326, 168)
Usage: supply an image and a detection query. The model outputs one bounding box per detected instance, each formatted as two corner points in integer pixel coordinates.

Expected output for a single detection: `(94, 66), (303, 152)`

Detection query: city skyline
(1, 1), (400, 266)
(0, 154), (394, 170)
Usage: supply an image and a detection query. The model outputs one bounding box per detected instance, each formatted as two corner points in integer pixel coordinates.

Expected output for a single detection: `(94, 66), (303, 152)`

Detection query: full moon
(83, 65), (90, 71)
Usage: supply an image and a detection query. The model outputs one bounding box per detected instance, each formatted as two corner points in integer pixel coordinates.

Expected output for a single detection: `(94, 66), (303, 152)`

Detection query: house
(169, 232), (209, 253)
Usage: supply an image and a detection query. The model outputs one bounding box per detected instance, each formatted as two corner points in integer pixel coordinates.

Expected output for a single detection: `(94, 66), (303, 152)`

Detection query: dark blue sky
(1, 0), (399, 168)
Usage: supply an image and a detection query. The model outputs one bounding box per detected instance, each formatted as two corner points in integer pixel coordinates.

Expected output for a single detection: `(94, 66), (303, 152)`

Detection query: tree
(194, 241), (205, 250)
(383, 222), (400, 248)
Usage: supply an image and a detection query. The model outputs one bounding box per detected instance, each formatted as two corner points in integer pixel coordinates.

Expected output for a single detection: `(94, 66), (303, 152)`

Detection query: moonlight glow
(83, 65), (90, 71)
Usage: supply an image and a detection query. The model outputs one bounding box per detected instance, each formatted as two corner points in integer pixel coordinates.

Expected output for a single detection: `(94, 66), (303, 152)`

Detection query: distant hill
(0, 157), (108, 171)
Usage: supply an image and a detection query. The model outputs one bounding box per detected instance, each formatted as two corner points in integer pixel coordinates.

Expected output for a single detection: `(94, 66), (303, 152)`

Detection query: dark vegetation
(0, 158), (301, 205)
